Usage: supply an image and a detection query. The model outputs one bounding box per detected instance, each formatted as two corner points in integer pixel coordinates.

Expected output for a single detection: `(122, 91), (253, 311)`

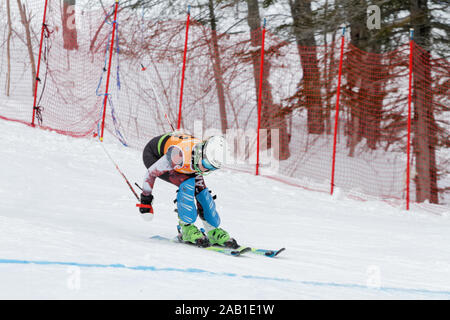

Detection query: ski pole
(135, 183), (143, 191)
(99, 144), (153, 212)
(98, 141), (140, 201)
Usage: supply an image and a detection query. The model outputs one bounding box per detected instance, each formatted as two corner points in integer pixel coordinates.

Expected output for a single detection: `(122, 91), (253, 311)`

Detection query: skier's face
(170, 147), (184, 168)
(196, 159), (208, 172)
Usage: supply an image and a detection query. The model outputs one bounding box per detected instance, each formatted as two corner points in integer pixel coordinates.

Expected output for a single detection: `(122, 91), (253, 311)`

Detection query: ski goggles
(201, 157), (217, 171)
(192, 143), (217, 174)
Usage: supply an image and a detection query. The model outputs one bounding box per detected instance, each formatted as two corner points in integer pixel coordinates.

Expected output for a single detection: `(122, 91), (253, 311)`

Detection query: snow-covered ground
(0, 119), (449, 300)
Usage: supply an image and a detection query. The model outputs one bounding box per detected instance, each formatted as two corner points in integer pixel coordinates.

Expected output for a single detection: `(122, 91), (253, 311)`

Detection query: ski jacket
(141, 132), (202, 195)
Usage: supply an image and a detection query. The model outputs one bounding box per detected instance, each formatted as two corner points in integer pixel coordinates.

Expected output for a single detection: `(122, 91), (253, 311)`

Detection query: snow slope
(0, 119), (449, 300)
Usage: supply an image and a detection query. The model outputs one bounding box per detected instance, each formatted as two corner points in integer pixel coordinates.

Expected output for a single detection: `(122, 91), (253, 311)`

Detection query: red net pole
(177, 6), (191, 130)
(100, 0), (120, 142)
(31, 0), (49, 127)
(330, 27), (346, 195)
(406, 29), (414, 210)
(256, 20), (266, 176)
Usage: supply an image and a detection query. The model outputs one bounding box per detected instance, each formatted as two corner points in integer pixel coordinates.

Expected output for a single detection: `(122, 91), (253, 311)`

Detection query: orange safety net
(0, 1), (448, 207)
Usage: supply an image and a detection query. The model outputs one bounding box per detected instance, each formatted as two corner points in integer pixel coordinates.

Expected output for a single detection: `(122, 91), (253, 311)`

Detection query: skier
(138, 132), (237, 248)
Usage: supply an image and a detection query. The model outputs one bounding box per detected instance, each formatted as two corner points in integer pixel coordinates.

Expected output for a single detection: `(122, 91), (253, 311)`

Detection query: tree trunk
(345, 0), (384, 155)
(347, 0), (367, 156)
(62, 0), (79, 50)
(246, 0), (290, 160)
(363, 41), (383, 150)
(6, 0), (12, 96)
(289, 0), (324, 134)
(208, 0), (228, 134)
(323, 1), (334, 135)
(16, 0), (36, 96)
(411, 0), (438, 204)
(246, 0), (263, 103)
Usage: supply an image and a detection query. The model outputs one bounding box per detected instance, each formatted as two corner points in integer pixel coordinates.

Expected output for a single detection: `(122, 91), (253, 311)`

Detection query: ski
(213, 245), (285, 258)
(152, 235), (285, 258)
(150, 235), (251, 257)
(248, 247), (286, 258)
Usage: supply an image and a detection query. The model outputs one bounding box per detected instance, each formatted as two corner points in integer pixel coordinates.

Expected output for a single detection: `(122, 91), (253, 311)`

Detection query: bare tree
(16, 0), (37, 95)
(207, 0), (228, 134)
(410, 0), (438, 204)
(246, 0), (290, 160)
(289, 0), (324, 135)
(5, 0), (13, 96)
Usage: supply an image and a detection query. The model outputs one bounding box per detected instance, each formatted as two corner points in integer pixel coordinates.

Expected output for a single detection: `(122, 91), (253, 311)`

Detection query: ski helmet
(192, 136), (225, 173)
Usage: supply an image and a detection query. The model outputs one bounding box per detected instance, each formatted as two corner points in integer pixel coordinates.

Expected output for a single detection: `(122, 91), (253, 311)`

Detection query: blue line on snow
(1, 258), (449, 297)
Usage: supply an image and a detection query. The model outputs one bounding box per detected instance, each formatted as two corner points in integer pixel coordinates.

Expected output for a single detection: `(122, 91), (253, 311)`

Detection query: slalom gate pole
(177, 5), (191, 130)
(31, 0), (49, 127)
(406, 29), (414, 211)
(330, 27), (346, 195)
(100, 0), (120, 142)
(255, 19), (266, 176)
(98, 141), (140, 201)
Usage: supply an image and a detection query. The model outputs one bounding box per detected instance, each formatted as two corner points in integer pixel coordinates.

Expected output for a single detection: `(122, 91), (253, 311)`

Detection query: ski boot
(206, 228), (238, 249)
(177, 223), (210, 248)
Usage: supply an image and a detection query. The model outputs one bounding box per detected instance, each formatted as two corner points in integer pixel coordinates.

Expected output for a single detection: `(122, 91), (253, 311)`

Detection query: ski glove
(139, 193), (154, 214)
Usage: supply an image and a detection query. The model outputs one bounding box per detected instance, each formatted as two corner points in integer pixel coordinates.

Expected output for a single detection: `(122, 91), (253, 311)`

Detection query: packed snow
(0, 119), (449, 299)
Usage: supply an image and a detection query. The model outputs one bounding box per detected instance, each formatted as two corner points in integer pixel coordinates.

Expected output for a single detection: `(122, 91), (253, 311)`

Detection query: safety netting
(0, 1), (448, 208)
